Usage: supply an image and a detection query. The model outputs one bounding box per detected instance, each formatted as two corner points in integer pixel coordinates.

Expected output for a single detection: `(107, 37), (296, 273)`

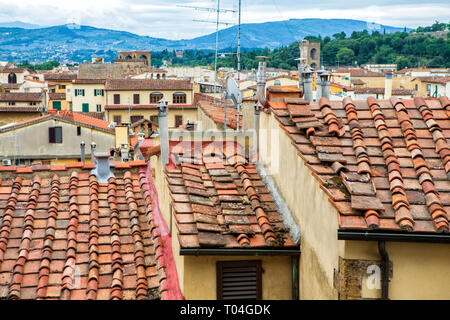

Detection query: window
(75, 89), (85, 97)
(30, 102), (37, 106)
(130, 115), (144, 123)
(426, 84), (431, 91)
(49, 127), (62, 143)
(274, 80), (281, 86)
(77, 126), (81, 136)
(175, 115), (183, 127)
(216, 260), (262, 300)
(94, 89), (104, 96)
(52, 101), (61, 111)
(8, 73), (17, 84)
(82, 103), (89, 113)
(133, 94), (140, 104)
(113, 94), (121, 104)
(150, 115), (159, 125)
(150, 93), (163, 104)
(8, 102), (16, 106)
(113, 115), (122, 124)
(60, 85), (66, 89)
(96, 104), (102, 112)
(173, 92), (187, 104)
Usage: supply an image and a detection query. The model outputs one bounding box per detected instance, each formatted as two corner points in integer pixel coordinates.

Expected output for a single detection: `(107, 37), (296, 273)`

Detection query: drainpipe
(292, 255), (299, 300)
(158, 98), (169, 167)
(80, 141), (86, 163)
(378, 240), (390, 300)
(302, 66), (313, 103)
(256, 56), (268, 107)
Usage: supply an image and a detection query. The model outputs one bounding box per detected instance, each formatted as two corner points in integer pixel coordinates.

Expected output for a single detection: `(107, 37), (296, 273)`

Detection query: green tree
(336, 48), (355, 65)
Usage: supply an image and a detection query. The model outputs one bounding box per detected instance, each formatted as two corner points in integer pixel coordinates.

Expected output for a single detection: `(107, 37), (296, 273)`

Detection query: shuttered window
(114, 94), (121, 104)
(133, 94), (140, 104)
(49, 127), (62, 143)
(216, 260), (262, 300)
(175, 115), (183, 127)
(130, 115), (144, 123)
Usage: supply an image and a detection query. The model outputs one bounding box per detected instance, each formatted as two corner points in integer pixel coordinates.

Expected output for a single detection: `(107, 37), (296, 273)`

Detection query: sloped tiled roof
(197, 99), (242, 130)
(265, 92), (450, 234)
(44, 73), (77, 81)
(164, 141), (298, 249)
(0, 111), (114, 133)
(48, 93), (66, 100)
(0, 93), (42, 102)
(0, 162), (177, 299)
(353, 87), (414, 95)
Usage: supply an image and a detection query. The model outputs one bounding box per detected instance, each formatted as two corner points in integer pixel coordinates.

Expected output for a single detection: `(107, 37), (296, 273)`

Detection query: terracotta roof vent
(90, 152), (115, 183)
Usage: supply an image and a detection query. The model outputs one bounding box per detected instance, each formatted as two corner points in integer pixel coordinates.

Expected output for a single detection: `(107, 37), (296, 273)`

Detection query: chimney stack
(302, 66), (314, 103)
(385, 72), (393, 99)
(315, 69), (324, 101)
(158, 98), (169, 167)
(90, 152), (115, 183)
(80, 141), (86, 163)
(320, 71), (331, 100)
(256, 56), (269, 107)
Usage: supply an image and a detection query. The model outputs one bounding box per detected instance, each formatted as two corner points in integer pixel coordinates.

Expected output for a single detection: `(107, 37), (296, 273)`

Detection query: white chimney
(158, 98), (169, 167)
(256, 56), (269, 107)
(91, 152), (115, 183)
(385, 72), (393, 99)
(302, 66), (314, 103)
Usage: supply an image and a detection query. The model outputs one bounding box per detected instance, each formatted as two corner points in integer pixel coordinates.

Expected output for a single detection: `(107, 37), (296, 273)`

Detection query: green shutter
(102, 89), (104, 96)
(94, 90), (97, 97)
(82, 89), (85, 96)
(75, 90), (78, 97)
(82, 103), (89, 113)
(52, 101), (61, 111)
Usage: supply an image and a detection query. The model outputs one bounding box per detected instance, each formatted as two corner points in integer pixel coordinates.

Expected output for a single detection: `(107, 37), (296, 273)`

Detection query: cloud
(0, 0), (448, 39)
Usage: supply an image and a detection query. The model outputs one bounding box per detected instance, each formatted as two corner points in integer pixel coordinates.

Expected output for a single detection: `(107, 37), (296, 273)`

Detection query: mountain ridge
(0, 19), (409, 63)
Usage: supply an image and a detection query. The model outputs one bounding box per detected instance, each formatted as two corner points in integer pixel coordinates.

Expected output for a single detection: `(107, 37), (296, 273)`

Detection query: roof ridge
(367, 97), (415, 231)
(389, 97), (448, 232)
(37, 174), (60, 299)
(343, 97), (372, 175)
(0, 177), (23, 265)
(413, 97), (450, 177)
(86, 174), (100, 300)
(9, 175), (41, 299)
(124, 171), (149, 299)
(106, 177), (124, 300)
(319, 97), (344, 136)
(61, 171), (80, 300)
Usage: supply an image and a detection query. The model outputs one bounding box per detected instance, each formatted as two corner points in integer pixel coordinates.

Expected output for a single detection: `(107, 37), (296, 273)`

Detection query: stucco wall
(106, 109), (197, 128)
(344, 241), (450, 299)
(0, 112), (41, 126)
(258, 111), (344, 299)
(0, 119), (115, 160)
(106, 89), (193, 106)
(71, 83), (106, 112)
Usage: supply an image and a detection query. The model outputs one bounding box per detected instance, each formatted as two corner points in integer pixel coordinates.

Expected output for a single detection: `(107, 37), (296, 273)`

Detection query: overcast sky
(0, 0), (449, 39)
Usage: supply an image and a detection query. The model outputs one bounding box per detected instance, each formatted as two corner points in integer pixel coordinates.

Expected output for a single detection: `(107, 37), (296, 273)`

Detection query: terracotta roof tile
(266, 89), (450, 235)
(0, 163), (181, 300)
(165, 141), (298, 250)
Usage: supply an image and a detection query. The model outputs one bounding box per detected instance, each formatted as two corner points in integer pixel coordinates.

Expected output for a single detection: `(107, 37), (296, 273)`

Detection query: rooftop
(164, 141), (298, 249)
(0, 162), (175, 299)
(0, 93), (42, 102)
(265, 91), (450, 235)
(197, 98), (242, 130)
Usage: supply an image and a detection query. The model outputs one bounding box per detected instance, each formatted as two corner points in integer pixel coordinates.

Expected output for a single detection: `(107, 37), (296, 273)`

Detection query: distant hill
(0, 19), (409, 63)
(0, 20), (41, 29)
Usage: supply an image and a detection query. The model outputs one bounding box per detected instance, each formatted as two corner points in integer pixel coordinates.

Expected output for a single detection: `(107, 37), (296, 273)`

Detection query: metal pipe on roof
(337, 230), (450, 243)
(256, 57), (268, 107)
(180, 248), (300, 256)
(302, 67), (314, 103)
(158, 98), (169, 167)
(378, 240), (390, 300)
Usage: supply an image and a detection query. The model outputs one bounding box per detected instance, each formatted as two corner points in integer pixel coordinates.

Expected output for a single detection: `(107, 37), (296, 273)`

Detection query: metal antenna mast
(236, 0), (241, 131)
(178, 4), (236, 104)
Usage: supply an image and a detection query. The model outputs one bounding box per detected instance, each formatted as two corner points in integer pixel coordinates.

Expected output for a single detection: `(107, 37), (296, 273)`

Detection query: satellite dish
(226, 77), (242, 106)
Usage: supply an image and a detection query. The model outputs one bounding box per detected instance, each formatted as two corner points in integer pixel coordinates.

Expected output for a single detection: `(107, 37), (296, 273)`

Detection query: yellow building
(146, 139), (300, 300)
(253, 86), (450, 300)
(104, 79), (197, 128)
(44, 72), (77, 94)
(48, 92), (70, 111)
(68, 79), (107, 113)
(0, 92), (44, 126)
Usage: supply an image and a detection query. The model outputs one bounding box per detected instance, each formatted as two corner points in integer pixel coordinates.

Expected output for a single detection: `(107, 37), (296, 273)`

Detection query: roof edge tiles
(367, 96), (415, 231)
(388, 97), (449, 233)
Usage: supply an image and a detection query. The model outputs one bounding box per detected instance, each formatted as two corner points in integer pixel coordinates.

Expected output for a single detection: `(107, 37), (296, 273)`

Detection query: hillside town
(0, 31), (449, 303)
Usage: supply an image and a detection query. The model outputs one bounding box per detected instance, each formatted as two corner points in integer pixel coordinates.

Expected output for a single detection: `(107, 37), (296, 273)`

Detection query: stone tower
(300, 40), (320, 70)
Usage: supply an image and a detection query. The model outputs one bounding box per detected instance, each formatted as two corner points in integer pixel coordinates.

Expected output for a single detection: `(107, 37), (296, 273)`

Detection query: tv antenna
(179, 2), (237, 103)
